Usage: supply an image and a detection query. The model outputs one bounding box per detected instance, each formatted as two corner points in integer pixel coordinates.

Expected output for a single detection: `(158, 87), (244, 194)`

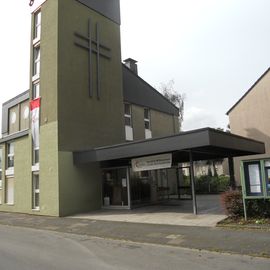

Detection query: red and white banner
(30, 98), (41, 149)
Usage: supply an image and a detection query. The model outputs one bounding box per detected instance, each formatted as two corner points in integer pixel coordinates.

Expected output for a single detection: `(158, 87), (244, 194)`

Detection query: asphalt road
(0, 225), (269, 270)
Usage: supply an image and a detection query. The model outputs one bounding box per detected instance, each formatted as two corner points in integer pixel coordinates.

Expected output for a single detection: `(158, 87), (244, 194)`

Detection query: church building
(0, 0), (264, 217)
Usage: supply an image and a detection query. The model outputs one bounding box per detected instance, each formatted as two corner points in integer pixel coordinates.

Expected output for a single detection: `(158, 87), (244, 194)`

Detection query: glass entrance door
(102, 168), (129, 208)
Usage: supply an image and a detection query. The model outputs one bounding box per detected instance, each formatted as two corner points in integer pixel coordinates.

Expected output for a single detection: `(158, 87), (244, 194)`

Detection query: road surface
(0, 225), (269, 270)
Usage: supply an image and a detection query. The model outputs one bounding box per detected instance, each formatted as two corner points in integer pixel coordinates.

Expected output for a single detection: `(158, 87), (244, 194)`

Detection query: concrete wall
(58, 151), (102, 216)
(228, 70), (270, 183)
(57, 0), (125, 151)
(56, 0), (124, 215)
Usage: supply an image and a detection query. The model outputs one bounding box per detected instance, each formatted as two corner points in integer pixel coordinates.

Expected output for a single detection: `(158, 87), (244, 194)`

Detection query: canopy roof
(74, 128), (265, 165)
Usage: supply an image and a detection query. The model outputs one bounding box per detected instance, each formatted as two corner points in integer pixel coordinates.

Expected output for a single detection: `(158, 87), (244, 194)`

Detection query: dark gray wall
(123, 65), (179, 116)
(76, 0), (121, 24)
(1, 91), (29, 136)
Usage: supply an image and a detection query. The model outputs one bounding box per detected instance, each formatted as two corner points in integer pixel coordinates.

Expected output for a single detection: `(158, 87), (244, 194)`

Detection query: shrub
(221, 190), (270, 218)
(195, 175), (230, 194)
(246, 199), (270, 218)
(220, 190), (244, 218)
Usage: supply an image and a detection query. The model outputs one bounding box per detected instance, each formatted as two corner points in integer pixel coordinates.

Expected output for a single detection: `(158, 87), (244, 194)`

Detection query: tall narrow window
(32, 173), (40, 210)
(0, 148), (2, 204)
(33, 147), (39, 165)
(124, 103), (133, 141)
(33, 46), (40, 78)
(34, 10), (41, 41)
(7, 143), (14, 169)
(144, 108), (152, 139)
(5, 177), (14, 205)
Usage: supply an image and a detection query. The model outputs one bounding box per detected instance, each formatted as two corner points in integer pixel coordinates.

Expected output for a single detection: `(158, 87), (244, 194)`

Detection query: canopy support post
(189, 150), (198, 215)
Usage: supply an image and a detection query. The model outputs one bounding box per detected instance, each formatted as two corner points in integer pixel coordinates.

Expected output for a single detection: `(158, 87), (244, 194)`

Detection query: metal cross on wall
(74, 19), (111, 99)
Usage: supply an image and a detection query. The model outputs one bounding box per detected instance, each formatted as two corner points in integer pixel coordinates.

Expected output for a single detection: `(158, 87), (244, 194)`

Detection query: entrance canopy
(73, 128), (265, 165)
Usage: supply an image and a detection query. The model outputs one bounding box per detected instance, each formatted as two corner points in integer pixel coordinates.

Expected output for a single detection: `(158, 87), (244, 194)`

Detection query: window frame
(33, 45), (41, 79)
(124, 103), (132, 127)
(7, 143), (14, 170)
(33, 10), (41, 42)
(32, 172), (40, 210)
(144, 108), (151, 130)
(32, 80), (40, 99)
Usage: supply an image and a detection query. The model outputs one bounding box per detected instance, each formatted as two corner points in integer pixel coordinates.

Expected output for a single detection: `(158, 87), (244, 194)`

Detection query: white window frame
(7, 143), (14, 170)
(144, 108), (152, 139)
(33, 45), (41, 80)
(124, 104), (132, 127)
(5, 176), (14, 205)
(32, 80), (40, 99)
(33, 10), (41, 43)
(124, 104), (133, 141)
(32, 172), (40, 210)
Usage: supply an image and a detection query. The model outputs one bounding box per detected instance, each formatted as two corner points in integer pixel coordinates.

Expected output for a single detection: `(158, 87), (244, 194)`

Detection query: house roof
(226, 67), (270, 115)
(122, 65), (179, 116)
(74, 127), (265, 165)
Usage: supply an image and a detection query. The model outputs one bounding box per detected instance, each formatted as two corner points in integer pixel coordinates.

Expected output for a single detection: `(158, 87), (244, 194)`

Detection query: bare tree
(159, 80), (185, 130)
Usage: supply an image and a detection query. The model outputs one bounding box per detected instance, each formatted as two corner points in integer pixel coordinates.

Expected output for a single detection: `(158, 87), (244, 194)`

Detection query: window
(0, 148), (2, 204)
(8, 105), (19, 134)
(144, 108), (150, 129)
(5, 177), (14, 205)
(33, 147), (39, 165)
(33, 46), (40, 77)
(32, 173), (40, 210)
(20, 101), (30, 131)
(33, 81), (40, 99)
(124, 104), (132, 126)
(264, 160), (270, 196)
(124, 104), (133, 141)
(144, 108), (152, 139)
(34, 10), (41, 41)
(7, 143), (14, 169)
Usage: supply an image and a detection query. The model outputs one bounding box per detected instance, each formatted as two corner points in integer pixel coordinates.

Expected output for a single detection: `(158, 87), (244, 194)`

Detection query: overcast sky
(0, 0), (269, 133)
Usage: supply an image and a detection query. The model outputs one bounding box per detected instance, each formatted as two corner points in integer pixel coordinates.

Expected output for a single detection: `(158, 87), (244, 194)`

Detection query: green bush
(246, 199), (270, 218)
(221, 190), (270, 218)
(195, 175), (230, 194)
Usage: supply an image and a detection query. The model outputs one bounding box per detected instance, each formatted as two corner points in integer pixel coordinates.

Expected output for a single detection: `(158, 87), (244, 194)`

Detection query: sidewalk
(0, 211), (269, 258)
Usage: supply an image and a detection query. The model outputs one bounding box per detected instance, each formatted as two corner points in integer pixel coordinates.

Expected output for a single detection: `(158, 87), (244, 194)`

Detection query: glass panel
(144, 120), (150, 130)
(33, 47), (40, 76)
(248, 164), (261, 193)
(34, 11), (41, 39)
(33, 174), (40, 209)
(35, 193), (40, 209)
(7, 143), (14, 168)
(33, 149), (39, 165)
(33, 82), (40, 99)
(125, 116), (131, 126)
(124, 104), (131, 115)
(0, 148), (2, 169)
(6, 178), (14, 204)
(265, 167), (270, 195)
(102, 168), (128, 207)
(244, 162), (263, 196)
(144, 108), (149, 119)
(130, 170), (151, 206)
